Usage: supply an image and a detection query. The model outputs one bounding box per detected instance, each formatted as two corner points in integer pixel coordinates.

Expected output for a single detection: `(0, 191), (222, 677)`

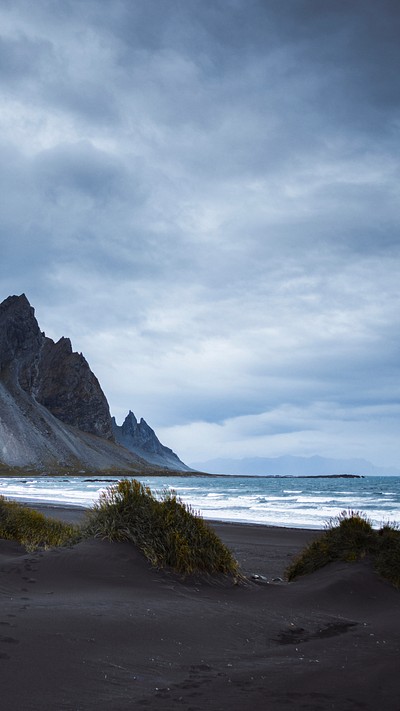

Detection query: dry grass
(84, 478), (240, 578)
(0, 481), (240, 580)
(287, 510), (400, 587)
(0, 495), (81, 551)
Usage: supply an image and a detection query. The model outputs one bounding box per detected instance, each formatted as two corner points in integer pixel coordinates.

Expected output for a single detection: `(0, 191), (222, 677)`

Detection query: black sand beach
(1, 505), (399, 710)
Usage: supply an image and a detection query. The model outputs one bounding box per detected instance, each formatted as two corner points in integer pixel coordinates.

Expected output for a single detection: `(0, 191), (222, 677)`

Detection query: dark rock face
(119, 411), (170, 455)
(112, 411), (191, 472)
(0, 293), (189, 472)
(0, 294), (43, 392)
(34, 337), (113, 440)
(0, 294), (113, 440)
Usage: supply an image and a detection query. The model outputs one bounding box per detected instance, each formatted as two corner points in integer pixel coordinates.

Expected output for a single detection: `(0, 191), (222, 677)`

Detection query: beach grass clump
(286, 510), (400, 587)
(374, 523), (400, 588)
(0, 495), (81, 551)
(84, 478), (240, 578)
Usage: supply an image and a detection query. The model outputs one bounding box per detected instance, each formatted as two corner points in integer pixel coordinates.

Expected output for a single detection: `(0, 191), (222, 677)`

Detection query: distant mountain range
(190, 455), (400, 477)
(0, 294), (189, 474)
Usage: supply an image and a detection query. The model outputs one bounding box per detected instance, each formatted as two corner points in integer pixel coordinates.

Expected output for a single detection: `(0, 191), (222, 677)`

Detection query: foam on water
(0, 475), (399, 529)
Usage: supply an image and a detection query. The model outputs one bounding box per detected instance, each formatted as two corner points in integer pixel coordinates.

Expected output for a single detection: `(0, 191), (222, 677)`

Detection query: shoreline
(2, 474), (399, 532)
(27, 500), (320, 530)
(1, 503), (399, 709)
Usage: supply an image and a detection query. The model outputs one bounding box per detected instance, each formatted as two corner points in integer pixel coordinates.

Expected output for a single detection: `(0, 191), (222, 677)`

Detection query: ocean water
(1, 474), (400, 530)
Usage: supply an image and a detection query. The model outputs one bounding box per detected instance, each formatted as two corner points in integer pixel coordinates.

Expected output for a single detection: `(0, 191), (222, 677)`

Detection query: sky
(1, 0), (399, 468)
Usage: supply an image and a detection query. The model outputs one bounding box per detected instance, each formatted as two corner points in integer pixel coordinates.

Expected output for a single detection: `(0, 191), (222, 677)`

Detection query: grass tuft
(374, 522), (400, 587)
(84, 478), (240, 578)
(0, 495), (81, 551)
(286, 510), (400, 587)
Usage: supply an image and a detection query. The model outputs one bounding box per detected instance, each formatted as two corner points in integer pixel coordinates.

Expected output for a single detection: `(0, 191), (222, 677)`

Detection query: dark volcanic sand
(0, 506), (399, 710)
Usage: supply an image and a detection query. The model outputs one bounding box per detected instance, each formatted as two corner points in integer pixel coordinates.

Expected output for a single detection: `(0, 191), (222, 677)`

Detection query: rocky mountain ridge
(0, 294), (188, 473)
(0, 295), (113, 440)
(112, 411), (189, 471)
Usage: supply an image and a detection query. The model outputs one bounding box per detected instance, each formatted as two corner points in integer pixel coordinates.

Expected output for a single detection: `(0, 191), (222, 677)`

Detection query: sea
(1, 474), (400, 530)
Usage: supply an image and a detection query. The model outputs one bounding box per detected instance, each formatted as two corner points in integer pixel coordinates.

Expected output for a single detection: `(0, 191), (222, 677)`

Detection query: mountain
(190, 455), (400, 477)
(0, 294), (188, 473)
(112, 411), (190, 472)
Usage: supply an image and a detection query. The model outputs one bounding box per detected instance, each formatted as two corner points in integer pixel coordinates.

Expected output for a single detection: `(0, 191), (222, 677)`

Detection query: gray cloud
(1, 0), (399, 467)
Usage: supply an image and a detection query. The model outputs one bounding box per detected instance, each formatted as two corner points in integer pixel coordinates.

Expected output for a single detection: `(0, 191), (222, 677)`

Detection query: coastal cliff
(0, 294), (187, 473)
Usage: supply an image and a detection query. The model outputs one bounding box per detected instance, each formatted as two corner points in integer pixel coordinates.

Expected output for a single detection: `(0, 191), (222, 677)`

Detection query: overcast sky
(1, 0), (399, 468)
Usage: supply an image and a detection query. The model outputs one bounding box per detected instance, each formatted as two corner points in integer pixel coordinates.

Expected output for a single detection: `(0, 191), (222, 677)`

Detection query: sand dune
(0, 512), (399, 710)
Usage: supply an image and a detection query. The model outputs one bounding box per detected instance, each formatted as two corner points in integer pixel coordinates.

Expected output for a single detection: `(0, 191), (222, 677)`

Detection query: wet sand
(0, 505), (399, 710)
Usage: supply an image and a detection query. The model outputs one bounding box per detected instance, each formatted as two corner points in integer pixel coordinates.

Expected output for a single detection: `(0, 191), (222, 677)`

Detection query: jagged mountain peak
(113, 411), (191, 472)
(0, 293), (42, 373)
(0, 294), (189, 473)
(123, 410), (138, 427)
(1, 293), (30, 310)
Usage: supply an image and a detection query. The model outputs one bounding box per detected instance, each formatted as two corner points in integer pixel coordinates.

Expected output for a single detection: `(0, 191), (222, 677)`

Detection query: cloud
(162, 402), (400, 468)
(0, 0), (399, 467)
